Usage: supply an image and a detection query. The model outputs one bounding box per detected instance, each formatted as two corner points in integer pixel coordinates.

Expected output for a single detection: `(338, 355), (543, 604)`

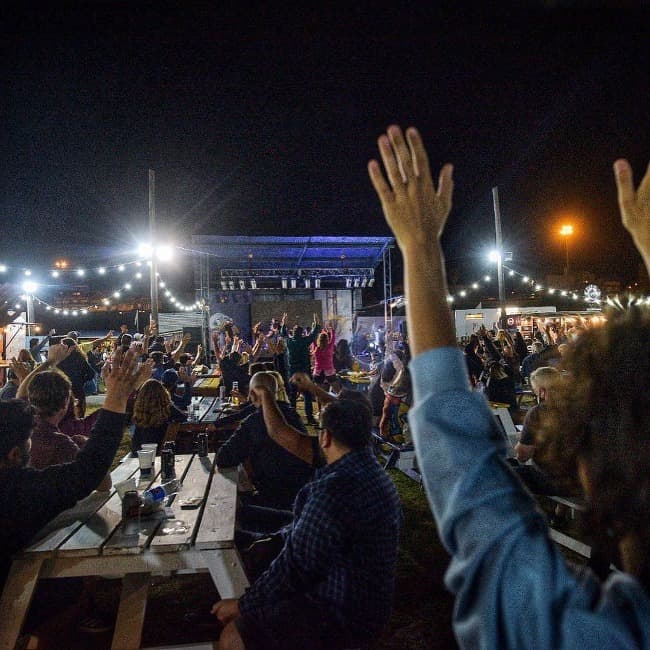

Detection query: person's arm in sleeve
(11, 351), (153, 540)
(370, 126), (588, 649)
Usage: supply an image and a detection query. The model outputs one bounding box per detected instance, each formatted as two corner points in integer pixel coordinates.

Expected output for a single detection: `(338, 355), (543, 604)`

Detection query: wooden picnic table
(192, 375), (222, 398)
(0, 454), (248, 650)
(188, 396), (242, 424)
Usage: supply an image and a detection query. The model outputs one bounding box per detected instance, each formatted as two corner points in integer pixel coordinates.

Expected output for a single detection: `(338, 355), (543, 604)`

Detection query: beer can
(196, 432), (209, 457)
(122, 490), (141, 532)
(219, 385), (226, 401)
(161, 448), (175, 480)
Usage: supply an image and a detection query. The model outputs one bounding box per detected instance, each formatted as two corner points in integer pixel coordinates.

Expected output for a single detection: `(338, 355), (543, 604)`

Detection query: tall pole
(149, 170), (159, 326)
(26, 294), (34, 337)
(492, 187), (506, 323)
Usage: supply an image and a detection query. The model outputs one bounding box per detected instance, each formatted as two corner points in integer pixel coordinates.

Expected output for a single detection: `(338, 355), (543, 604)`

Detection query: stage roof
(189, 236), (394, 278)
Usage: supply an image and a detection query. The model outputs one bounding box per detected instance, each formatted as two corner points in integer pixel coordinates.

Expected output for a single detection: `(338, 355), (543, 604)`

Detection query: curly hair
(132, 379), (171, 428)
(541, 306), (650, 586)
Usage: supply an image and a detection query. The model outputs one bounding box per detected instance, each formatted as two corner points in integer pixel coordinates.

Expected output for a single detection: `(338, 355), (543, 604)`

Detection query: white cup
(115, 477), (137, 500)
(141, 444), (158, 454)
(137, 449), (155, 474)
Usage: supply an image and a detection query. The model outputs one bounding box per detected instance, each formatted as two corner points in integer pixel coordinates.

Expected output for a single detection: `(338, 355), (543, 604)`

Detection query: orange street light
(559, 224), (574, 274)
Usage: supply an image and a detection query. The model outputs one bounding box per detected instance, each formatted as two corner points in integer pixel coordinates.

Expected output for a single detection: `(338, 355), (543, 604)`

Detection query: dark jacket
(217, 401), (318, 510)
(57, 350), (96, 392)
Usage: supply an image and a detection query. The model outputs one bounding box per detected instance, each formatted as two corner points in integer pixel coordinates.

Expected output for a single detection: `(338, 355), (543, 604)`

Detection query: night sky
(2, 2), (649, 292)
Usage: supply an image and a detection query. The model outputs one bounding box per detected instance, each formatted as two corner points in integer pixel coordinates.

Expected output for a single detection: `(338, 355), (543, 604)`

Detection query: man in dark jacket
(216, 372), (317, 512)
(0, 349), (151, 591)
(280, 312), (319, 425)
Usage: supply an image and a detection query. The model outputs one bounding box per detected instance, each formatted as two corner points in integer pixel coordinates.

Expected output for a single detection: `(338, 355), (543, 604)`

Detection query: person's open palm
(614, 159), (650, 264)
(368, 125), (453, 251)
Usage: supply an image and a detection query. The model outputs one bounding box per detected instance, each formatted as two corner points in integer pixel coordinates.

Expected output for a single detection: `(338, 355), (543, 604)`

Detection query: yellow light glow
(559, 224), (574, 237)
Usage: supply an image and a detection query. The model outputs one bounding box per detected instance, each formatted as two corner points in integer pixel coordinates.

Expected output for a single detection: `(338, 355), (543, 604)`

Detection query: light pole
(559, 224), (573, 275)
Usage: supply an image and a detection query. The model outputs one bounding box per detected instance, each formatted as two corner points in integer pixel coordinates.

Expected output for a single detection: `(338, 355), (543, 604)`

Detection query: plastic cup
(137, 449), (155, 475)
(141, 444), (158, 455)
(115, 477), (137, 500)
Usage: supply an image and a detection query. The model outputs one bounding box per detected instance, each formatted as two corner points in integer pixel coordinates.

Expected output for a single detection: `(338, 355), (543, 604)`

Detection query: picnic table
(0, 453), (248, 650)
(192, 375), (222, 398)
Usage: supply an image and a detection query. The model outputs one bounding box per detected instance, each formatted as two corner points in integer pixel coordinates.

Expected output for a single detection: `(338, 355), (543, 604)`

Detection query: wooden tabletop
(0, 454), (247, 650)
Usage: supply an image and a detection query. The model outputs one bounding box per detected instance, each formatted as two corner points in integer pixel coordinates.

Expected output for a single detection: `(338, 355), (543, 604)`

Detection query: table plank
(22, 459), (141, 556)
(194, 467), (238, 550)
(111, 572), (150, 650)
(102, 458), (165, 555)
(0, 557), (43, 650)
(150, 454), (216, 553)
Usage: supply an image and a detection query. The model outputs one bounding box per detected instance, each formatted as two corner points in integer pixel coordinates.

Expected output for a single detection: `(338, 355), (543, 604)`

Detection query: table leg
(0, 558), (43, 650)
(202, 548), (249, 599)
(111, 572), (150, 650)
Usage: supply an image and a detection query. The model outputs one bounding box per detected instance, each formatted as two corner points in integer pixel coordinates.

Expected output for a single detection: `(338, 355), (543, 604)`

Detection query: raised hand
(102, 349), (153, 413)
(368, 125), (453, 252)
(9, 358), (30, 383)
(46, 342), (73, 366)
(290, 372), (313, 392)
(369, 126), (456, 353)
(614, 159), (650, 269)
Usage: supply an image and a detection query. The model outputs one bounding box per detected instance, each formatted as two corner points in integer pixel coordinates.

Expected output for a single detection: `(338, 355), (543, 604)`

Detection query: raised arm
(368, 126), (455, 354)
(171, 333), (191, 362)
(290, 372), (336, 407)
(255, 386), (314, 463)
(16, 343), (73, 400)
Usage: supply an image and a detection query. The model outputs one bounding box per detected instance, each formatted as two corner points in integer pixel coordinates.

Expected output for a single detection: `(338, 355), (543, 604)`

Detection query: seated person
(0, 349), (151, 590)
(216, 372), (317, 512)
(482, 358), (517, 411)
(161, 367), (195, 410)
(212, 397), (401, 650)
(219, 350), (250, 396)
(368, 126), (650, 646)
(0, 369), (20, 401)
(521, 341), (544, 382)
(27, 370), (89, 469)
(131, 379), (187, 453)
(511, 366), (573, 495)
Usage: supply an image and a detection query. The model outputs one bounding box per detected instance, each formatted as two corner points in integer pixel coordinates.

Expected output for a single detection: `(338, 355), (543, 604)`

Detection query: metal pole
(26, 294), (34, 337)
(149, 170), (159, 326)
(492, 187), (506, 323)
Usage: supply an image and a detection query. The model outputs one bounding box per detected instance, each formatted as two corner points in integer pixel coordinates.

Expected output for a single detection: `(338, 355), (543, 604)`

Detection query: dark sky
(2, 2), (649, 288)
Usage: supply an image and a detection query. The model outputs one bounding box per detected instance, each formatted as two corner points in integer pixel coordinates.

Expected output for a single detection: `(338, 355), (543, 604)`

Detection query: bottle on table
(231, 381), (240, 406)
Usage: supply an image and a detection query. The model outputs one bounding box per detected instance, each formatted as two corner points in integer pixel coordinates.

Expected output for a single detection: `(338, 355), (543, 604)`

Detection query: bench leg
(0, 557), (43, 650)
(111, 572), (150, 650)
(202, 548), (249, 599)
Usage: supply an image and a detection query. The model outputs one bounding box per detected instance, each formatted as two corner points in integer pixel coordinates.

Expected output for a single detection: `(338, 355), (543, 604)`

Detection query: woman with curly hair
(131, 379), (187, 453)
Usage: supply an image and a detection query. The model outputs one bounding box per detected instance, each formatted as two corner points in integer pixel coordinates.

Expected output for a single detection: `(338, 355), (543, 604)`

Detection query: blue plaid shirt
(239, 446), (401, 638)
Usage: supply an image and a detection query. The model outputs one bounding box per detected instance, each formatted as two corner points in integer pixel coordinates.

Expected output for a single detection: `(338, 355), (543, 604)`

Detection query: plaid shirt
(239, 446), (401, 638)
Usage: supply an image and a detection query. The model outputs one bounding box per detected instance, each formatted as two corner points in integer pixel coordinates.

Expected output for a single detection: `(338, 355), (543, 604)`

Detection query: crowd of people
(1, 125), (648, 648)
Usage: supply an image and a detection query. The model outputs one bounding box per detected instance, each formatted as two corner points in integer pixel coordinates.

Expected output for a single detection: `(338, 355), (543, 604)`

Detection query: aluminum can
(219, 385), (226, 401)
(161, 448), (175, 480)
(196, 432), (209, 457)
(122, 490), (141, 532)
